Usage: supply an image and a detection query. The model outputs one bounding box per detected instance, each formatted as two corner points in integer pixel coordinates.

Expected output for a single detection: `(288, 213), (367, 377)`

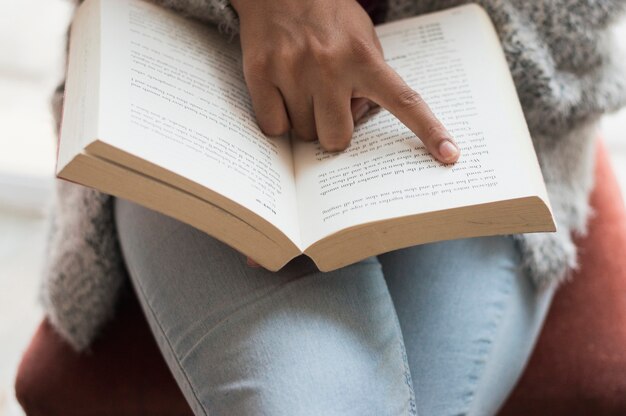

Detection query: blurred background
(0, 1), (72, 414)
(0, 0), (625, 414)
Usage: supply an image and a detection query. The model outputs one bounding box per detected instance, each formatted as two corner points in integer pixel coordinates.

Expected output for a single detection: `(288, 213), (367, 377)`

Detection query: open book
(58, 0), (555, 271)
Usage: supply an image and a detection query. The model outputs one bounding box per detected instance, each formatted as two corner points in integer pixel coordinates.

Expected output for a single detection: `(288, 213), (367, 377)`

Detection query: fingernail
(439, 140), (459, 161)
(354, 102), (371, 123)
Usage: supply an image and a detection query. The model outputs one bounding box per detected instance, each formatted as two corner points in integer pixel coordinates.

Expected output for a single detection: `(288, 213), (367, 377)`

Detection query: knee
(190, 329), (416, 415)
(179, 271), (415, 415)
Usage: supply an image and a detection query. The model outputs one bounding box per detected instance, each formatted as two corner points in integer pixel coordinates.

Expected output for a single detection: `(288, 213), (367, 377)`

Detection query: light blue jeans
(114, 198), (555, 416)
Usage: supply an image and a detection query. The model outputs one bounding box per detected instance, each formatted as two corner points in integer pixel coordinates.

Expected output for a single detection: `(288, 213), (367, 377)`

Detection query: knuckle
(395, 89), (425, 110)
(275, 45), (299, 65)
(274, 46), (302, 78)
(243, 54), (271, 81)
(427, 124), (443, 138)
(350, 38), (380, 64)
(260, 118), (289, 137)
(425, 124), (448, 144)
(310, 43), (340, 74)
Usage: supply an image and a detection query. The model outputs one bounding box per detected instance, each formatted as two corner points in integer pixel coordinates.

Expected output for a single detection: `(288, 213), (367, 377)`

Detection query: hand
(231, 0), (460, 162)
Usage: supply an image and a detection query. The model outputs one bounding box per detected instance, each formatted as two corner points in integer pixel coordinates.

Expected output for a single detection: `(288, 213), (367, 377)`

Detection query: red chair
(15, 139), (626, 415)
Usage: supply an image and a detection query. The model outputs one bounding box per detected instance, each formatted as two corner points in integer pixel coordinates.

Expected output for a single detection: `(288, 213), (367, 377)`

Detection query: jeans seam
(456, 273), (515, 416)
(127, 264), (211, 416)
(390, 307), (418, 416)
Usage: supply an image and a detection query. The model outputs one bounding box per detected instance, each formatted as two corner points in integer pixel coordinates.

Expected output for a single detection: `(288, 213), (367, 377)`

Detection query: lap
(114, 198), (416, 416)
(380, 236), (555, 415)
(115, 198), (554, 416)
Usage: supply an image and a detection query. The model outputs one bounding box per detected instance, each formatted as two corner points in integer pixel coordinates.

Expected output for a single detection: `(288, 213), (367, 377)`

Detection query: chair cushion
(15, 139), (626, 415)
(14, 292), (194, 416)
(499, 139), (626, 415)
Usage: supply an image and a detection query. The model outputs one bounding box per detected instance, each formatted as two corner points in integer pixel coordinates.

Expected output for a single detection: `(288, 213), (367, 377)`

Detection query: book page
(57, 0), (101, 172)
(96, 0), (301, 245)
(294, 5), (547, 248)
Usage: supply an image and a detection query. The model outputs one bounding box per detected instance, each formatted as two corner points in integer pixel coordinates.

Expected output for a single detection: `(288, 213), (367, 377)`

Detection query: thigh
(114, 198), (416, 416)
(379, 236), (555, 416)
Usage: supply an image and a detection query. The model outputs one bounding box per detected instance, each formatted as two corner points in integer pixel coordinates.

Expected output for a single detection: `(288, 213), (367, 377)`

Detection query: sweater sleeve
(72, 0), (240, 33)
(148, 0), (240, 34)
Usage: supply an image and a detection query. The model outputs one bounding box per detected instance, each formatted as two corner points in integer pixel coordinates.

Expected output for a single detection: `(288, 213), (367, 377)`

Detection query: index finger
(361, 63), (460, 163)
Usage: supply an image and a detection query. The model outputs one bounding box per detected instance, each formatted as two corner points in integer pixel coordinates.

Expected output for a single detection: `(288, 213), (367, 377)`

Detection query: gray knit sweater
(44, 0), (626, 351)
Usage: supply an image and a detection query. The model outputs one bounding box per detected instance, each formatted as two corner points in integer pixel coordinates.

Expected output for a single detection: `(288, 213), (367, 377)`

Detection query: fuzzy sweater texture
(45, 0), (626, 351)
